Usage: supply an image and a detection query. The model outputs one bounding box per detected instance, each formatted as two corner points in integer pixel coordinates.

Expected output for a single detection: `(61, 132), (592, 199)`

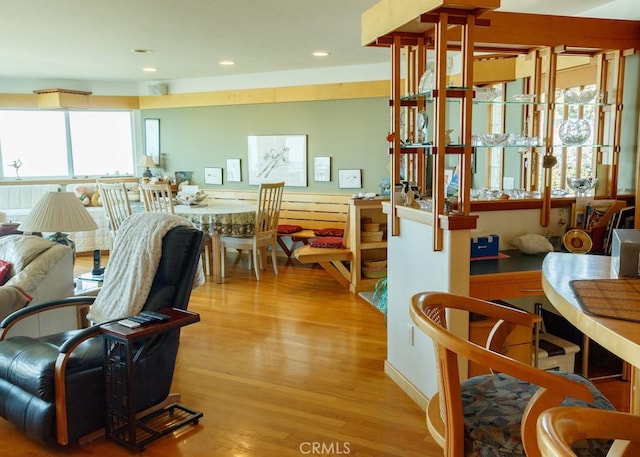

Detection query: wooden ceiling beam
(472, 12), (640, 52)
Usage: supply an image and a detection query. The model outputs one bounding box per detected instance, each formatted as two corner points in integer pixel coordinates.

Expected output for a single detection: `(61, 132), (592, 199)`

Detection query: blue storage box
(470, 234), (500, 258)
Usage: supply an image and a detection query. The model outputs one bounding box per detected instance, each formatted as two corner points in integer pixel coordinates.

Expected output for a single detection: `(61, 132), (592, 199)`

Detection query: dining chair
(96, 180), (132, 236)
(220, 181), (284, 280)
(140, 182), (213, 276)
(538, 406), (637, 457)
(410, 291), (615, 457)
(140, 182), (175, 213)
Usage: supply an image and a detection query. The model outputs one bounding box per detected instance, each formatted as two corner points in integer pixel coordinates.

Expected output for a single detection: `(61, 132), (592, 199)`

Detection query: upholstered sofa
(0, 234), (76, 337)
(0, 181), (140, 253)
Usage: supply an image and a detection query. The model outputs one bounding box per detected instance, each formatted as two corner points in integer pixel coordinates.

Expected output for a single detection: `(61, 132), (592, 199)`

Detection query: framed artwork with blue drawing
(247, 135), (307, 187)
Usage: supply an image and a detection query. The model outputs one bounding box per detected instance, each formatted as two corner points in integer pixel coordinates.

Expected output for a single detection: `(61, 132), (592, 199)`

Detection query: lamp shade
(138, 155), (156, 168)
(18, 192), (98, 233)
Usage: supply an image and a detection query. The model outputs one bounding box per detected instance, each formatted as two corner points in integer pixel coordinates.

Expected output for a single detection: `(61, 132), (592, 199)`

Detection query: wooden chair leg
(252, 247), (260, 280)
(271, 244), (278, 275)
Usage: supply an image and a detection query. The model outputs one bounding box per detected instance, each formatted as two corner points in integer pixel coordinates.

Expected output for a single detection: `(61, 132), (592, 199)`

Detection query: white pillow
(0, 234), (55, 271)
(510, 234), (554, 254)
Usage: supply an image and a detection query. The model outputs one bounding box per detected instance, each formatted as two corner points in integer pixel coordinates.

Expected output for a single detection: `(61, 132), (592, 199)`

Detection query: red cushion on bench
(308, 236), (344, 249)
(313, 228), (344, 237)
(278, 224), (304, 234)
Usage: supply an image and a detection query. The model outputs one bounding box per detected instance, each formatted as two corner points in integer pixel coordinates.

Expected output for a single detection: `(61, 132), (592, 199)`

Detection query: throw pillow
(313, 228), (344, 237)
(91, 191), (102, 206)
(278, 224), (304, 234)
(0, 223), (21, 237)
(0, 235), (55, 271)
(309, 236), (344, 249)
(510, 234), (554, 254)
(0, 259), (12, 285)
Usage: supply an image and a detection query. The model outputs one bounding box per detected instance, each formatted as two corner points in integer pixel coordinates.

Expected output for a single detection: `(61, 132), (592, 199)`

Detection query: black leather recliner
(0, 224), (204, 446)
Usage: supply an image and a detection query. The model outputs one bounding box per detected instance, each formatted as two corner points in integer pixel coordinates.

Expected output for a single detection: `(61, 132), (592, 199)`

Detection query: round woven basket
(361, 231), (383, 242)
(362, 223), (380, 232)
(363, 259), (387, 268)
(363, 267), (387, 279)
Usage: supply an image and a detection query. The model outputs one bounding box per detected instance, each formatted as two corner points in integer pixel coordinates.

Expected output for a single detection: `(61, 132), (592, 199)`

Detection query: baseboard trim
(384, 360), (429, 412)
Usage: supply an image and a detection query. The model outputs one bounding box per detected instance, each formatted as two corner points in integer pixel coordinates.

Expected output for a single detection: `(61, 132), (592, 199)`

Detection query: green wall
(142, 97), (390, 194)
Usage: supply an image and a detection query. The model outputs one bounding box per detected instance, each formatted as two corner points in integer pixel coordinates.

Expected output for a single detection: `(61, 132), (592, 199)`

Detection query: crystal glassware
(567, 177), (598, 196)
(558, 119), (591, 146)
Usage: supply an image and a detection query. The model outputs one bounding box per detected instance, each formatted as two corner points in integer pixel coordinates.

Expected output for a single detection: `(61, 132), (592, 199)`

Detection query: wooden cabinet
(469, 271), (543, 300)
(468, 316), (533, 377)
(348, 199), (387, 293)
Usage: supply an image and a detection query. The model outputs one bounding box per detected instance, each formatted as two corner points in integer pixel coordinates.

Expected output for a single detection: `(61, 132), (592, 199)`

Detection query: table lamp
(18, 191), (98, 256)
(138, 155), (155, 179)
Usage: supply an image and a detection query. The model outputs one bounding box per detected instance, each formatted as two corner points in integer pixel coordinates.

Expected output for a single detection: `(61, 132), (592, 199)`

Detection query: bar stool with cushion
(538, 407), (639, 457)
(410, 291), (615, 457)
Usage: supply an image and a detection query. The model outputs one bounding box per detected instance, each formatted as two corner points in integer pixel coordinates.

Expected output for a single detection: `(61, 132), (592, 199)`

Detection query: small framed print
(204, 167), (223, 185)
(226, 158), (241, 182)
(314, 156), (331, 182)
(338, 169), (362, 189)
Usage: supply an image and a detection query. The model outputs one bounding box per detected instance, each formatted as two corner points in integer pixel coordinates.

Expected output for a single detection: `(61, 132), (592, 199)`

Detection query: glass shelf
(400, 86), (469, 101)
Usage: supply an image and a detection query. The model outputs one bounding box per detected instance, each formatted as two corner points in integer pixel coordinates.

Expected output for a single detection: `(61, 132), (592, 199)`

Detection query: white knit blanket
(87, 212), (204, 324)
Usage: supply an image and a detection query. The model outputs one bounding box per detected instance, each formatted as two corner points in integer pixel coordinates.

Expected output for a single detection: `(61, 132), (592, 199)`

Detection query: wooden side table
(100, 308), (202, 451)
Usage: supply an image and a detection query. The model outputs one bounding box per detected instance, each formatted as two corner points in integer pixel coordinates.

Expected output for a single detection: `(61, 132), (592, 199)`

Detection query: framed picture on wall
(247, 134), (307, 186)
(144, 118), (160, 165)
(314, 156), (331, 182)
(226, 158), (241, 182)
(204, 167), (223, 185)
(338, 169), (362, 189)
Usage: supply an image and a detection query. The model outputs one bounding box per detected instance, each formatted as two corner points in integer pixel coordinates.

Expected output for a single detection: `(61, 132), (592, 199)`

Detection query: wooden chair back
(96, 180), (132, 234)
(141, 182), (174, 213)
(410, 291), (595, 457)
(255, 181), (285, 243)
(538, 407), (640, 457)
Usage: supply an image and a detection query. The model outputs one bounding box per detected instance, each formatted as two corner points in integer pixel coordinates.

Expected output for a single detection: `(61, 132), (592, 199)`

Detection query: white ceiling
(0, 0), (637, 92)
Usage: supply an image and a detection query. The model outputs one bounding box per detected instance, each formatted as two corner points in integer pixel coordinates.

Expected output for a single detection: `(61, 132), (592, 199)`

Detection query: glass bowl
(564, 87), (597, 104)
(558, 119), (591, 146)
(474, 87), (502, 101)
(513, 94), (536, 103)
(567, 177), (598, 196)
(418, 70), (434, 94)
(479, 133), (509, 146)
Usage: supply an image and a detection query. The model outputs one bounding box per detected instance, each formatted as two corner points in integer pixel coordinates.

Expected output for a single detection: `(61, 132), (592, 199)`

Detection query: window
(0, 110), (134, 179)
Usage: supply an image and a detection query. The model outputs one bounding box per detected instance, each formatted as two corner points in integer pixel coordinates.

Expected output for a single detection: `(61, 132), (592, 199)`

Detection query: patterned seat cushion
(313, 227), (344, 237)
(462, 371), (614, 456)
(308, 236), (344, 248)
(278, 224), (304, 234)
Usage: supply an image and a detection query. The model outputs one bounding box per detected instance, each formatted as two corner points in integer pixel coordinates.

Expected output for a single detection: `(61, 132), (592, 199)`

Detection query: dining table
(174, 201), (256, 284)
(542, 251), (640, 413)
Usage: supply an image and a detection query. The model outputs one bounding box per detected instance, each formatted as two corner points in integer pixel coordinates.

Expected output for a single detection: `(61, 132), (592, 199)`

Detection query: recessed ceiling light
(143, 67), (157, 73)
(219, 60), (235, 66)
(312, 51), (330, 57)
(132, 49), (154, 54)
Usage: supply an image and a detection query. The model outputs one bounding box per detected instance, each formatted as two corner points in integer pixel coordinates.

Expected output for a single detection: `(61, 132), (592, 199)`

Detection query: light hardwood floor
(0, 253), (439, 457)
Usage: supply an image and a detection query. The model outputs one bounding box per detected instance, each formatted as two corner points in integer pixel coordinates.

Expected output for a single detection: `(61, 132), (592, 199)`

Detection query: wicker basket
(363, 267), (387, 279)
(361, 231), (384, 242)
(363, 259), (387, 268)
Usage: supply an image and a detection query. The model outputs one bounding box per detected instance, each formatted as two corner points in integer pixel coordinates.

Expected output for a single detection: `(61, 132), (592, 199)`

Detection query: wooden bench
(201, 189), (355, 286)
(202, 189), (350, 254)
(276, 193), (350, 259)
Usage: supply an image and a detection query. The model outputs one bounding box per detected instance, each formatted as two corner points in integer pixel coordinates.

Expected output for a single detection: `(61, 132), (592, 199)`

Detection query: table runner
(570, 278), (640, 323)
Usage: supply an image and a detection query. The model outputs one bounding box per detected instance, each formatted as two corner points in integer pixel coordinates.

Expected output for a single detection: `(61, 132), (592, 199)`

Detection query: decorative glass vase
(559, 119), (591, 146)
